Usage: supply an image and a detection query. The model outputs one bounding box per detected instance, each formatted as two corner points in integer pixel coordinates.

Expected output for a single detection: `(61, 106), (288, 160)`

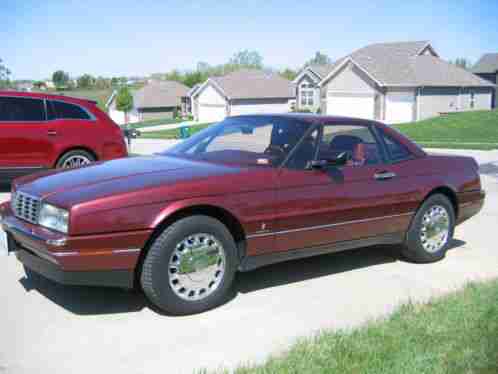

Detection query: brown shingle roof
(472, 53), (498, 74)
(133, 80), (189, 109)
(323, 41), (493, 87)
(210, 69), (295, 99)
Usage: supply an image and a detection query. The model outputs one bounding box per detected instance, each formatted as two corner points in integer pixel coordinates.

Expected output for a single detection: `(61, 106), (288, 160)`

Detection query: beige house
(294, 41), (495, 123)
(192, 69), (295, 122)
(107, 80), (189, 124)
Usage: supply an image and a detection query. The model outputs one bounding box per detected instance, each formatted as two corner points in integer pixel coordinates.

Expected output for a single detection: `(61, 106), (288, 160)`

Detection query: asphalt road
(1, 146), (498, 374)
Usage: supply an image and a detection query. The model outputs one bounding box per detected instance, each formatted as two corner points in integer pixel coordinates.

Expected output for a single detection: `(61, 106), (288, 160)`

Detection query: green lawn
(127, 117), (184, 129)
(395, 110), (498, 150)
(204, 280), (498, 374)
(49, 88), (114, 110)
(140, 123), (213, 139)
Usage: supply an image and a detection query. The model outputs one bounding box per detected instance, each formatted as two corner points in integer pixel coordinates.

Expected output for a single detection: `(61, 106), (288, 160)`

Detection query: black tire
(401, 194), (455, 263)
(55, 150), (96, 169)
(140, 215), (238, 315)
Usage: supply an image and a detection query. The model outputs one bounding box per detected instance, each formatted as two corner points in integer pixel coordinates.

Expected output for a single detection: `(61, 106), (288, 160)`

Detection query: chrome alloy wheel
(61, 155), (92, 168)
(420, 205), (450, 253)
(168, 233), (226, 301)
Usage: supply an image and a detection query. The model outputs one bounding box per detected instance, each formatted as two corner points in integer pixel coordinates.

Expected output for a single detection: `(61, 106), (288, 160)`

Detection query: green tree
(115, 86), (134, 124)
(95, 76), (111, 89)
(228, 50), (263, 69)
(33, 81), (46, 90)
(77, 74), (95, 88)
(0, 58), (11, 89)
(306, 51), (332, 66)
(183, 70), (207, 87)
(52, 70), (70, 88)
(450, 58), (472, 70)
(110, 77), (120, 86)
(280, 68), (298, 81)
(165, 69), (183, 82)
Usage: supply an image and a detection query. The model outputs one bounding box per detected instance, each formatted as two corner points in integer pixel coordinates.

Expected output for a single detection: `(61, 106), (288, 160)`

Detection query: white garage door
(326, 93), (375, 120)
(385, 92), (414, 124)
(198, 104), (226, 123)
(230, 102), (290, 116)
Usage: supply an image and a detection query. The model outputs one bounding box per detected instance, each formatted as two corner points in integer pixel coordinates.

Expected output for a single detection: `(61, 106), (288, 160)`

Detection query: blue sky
(2, 0), (498, 80)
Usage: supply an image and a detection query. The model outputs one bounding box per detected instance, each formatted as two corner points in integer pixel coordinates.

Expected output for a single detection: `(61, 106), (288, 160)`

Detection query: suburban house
(181, 83), (201, 117)
(294, 41), (495, 123)
(107, 80), (189, 124)
(293, 64), (335, 113)
(191, 69), (295, 122)
(472, 53), (498, 108)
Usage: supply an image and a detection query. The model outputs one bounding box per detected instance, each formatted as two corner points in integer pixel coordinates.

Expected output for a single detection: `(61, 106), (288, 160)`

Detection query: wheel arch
(54, 146), (99, 168)
(422, 186), (459, 219)
(134, 204), (247, 288)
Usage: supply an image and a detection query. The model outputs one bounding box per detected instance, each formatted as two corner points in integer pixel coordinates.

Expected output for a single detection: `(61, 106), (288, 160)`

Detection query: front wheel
(56, 150), (95, 169)
(140, 216), (238, 315)
(401, 194), (455, 263)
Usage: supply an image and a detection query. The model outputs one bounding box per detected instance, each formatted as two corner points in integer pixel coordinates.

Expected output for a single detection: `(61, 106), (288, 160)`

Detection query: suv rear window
(49, 100), (91, 120)
(0, 97), (45, 121)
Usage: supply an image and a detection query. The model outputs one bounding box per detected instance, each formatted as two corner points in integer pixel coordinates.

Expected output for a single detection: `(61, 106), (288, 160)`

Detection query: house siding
(139, 107), (175, 120)
(321, 62), (381, 120)
(195, 83), (228, 122)
(295, 73), (320, 112)
(418, 87), (493, 120)
(475, 73), (497, 109)
(230, 98), (291, 116)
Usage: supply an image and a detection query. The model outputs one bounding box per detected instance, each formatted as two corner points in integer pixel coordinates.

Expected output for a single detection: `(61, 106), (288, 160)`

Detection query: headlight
(38, 204), (69, 234)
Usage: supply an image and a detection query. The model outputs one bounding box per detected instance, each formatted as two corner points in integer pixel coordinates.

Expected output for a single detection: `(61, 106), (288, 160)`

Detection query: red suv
(0, 91), (128, 183)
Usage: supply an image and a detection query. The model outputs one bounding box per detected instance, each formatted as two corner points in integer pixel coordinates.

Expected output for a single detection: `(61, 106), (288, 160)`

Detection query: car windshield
(163, 116), (310, 167)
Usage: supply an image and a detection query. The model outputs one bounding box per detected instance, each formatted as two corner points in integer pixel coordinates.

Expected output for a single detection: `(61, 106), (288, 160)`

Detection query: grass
(395, 110), (498, 150)
(127, 117), (184, 129)
(204, 280), (498, 374)
(140, 122), (213, 139)
(48, 88), (114, 110)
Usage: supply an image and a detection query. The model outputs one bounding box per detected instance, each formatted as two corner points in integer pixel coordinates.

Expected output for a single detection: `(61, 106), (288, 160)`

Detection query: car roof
(226, 113), (381, 127)
(0, 90), (97, 106)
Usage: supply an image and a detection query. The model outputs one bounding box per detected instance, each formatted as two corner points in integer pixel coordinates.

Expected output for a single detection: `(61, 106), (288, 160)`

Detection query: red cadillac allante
(0, 114), (485, 315)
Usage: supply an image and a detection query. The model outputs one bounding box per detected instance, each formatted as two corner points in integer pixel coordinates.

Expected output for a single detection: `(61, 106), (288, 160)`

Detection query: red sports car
(0, 114), (485, 315)
(0, 91), (128, 183)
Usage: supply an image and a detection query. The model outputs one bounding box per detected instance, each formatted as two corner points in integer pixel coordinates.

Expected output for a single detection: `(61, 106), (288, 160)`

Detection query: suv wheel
(56, 150), (95, 169)
(140, 216), (238, 315)
(401, 194), (455, 263)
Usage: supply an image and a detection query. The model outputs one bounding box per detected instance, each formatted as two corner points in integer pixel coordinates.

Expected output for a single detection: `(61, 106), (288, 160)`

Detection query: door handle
(374, 171), (396, 180)
(47, 130), (57, 136)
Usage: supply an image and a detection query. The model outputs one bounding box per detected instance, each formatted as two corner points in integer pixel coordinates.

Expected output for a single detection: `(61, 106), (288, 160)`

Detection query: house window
(300, 83), (314, 106)
(470, 91), (475, 109)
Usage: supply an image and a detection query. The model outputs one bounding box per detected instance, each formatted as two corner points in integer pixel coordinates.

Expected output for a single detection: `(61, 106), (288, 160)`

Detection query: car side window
(50, 100), (92, 120)
(0, 97), (45, 122)
(380, 132), (413, 162)
(285, 128), (319, 169)
(318, 124), (382, 166)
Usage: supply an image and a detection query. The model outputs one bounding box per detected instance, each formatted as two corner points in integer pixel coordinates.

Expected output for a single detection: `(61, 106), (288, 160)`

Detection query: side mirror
(306, 152), (348, 170)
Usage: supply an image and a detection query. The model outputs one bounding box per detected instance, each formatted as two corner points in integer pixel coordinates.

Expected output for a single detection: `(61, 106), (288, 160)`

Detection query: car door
(0, 96), (55, 172)
(273, 121), (418, 253)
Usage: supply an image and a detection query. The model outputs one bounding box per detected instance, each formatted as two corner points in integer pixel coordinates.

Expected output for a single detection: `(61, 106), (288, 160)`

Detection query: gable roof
(186, 83), (201, 98)
(133, 80), (189, 108)
(204, 69), (295, 100)
(472, 53), (498, 74)
(293, 63), (338, 84)
(320, 41), (493, 88)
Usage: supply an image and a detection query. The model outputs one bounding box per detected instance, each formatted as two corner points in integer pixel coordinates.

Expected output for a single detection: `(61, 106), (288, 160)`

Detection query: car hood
(15, 156), (244, 207)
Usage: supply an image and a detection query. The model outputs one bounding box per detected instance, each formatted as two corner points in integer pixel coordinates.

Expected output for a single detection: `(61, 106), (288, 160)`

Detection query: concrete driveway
(1, 148), (498, 374)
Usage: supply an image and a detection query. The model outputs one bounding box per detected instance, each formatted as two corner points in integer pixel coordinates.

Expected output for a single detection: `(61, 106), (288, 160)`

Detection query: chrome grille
(12, 191), (41, 224)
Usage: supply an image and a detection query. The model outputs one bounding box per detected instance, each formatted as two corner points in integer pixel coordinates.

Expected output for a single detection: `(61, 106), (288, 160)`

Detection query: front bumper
(0, 202), (151, 289)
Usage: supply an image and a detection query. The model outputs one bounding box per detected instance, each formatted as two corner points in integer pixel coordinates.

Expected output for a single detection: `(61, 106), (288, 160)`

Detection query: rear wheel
(140, 216), (238, 315)
(56, 150), (95, 169)
(401, 194), (455, 263)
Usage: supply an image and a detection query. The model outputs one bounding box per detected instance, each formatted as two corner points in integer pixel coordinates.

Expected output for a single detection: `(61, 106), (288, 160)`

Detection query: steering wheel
(264, 145), (286, 157)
